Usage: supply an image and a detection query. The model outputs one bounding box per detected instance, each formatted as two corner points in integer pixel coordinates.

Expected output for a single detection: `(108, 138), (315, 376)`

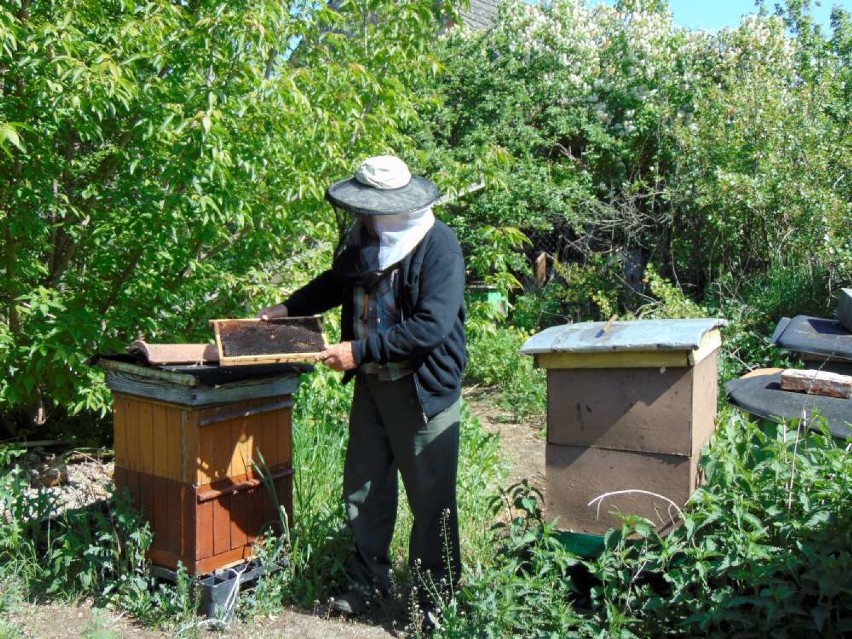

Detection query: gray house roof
(461, 0), (498, 30)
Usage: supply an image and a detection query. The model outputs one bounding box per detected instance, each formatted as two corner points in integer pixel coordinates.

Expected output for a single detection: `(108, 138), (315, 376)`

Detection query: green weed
(432, 410), (852, 638)
(466, 325), (546, 421)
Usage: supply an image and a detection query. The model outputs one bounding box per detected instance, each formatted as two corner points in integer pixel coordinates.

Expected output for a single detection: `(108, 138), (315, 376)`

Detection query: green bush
(415, 0), (849, 334)
(465, 322), (545, 421)
(432, 409), (852, 638)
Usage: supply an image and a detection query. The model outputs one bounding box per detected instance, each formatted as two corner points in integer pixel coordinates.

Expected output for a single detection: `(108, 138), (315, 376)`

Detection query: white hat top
(355, 155), (412, 190)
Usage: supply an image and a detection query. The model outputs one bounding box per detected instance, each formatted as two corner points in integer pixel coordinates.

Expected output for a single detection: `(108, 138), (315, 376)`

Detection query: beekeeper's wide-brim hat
(325, 155), (441, 216)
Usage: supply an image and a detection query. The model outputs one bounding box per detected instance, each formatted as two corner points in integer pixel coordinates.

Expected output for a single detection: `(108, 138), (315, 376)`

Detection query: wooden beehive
(521, 318), (727, 536)
(98, 357), (300, 575)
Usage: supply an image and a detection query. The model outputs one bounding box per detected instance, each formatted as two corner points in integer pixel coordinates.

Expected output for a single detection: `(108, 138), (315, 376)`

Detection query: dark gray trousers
(344, 373), (461, 595)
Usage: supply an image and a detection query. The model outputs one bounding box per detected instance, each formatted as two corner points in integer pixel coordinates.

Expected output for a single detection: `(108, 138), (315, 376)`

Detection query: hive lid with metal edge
(520, 318), (728, 369)
(770, 315), (852, 372)
(90, 352), (310, 407)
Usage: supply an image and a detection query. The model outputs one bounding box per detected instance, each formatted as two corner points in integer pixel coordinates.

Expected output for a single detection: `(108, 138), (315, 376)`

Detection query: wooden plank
(198, 418), (217, 486)
(179, 484), (196, 566)
(197, 398), (293, 427)
(230, 486), (249, 552)
(211, 420), (233, 482)
(688, 331), (722, 366)
(196, 466), (293, 502)
(104, 370), (300, 407)
(255, 403), (280, 472)
(277, 405), (293, 468)
(547, 367), (695, 455)
(780, 368), (852, 399)
(244, 487), (265, 539)
(147, 548), (182, 572)
(546, 444), (698, 536)
(181, 409), (200, 486)
(138, 471), (155, 527)
(127, 341), (219, 366)
(151, 475), (168, 552)
(121, 467), (141, 508)
(218, 352), (323, 366)
(186, 377), (301, 406)
(196, 500), (214, 560)
(113, 394), (127, 468)
(151, 403), (169, 478)
(229, 414), (245, 478)
(537, 349), (690, 370)
(690, 350), (720, 458)
(98, 357), (198, 386)
(212, 496), (231, 556)
(163, 404), (181, 482)
(138, 400), (155, 475)
(742, 367), (784, 379)
(124, 396), (141, 472)
(195, 547), (254, 576)
(162, 477), (181, 555)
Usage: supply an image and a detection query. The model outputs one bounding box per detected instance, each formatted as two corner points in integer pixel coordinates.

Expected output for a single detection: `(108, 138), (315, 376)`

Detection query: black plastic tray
(726, 369), (851, 439)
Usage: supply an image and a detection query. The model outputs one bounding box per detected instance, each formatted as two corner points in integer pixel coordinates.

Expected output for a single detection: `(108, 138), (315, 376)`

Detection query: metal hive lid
(520, 318), (728, 355)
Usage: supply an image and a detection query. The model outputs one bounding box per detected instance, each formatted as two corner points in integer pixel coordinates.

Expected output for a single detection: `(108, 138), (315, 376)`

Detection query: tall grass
(241, 365), (505, 617)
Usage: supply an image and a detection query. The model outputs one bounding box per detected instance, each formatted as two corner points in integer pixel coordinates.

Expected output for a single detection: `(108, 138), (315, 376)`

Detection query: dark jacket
(284, 220), (467, 418)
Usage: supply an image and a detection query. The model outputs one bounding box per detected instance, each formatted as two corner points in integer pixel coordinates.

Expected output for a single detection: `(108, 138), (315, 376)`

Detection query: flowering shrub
(419, 0), (850, 333)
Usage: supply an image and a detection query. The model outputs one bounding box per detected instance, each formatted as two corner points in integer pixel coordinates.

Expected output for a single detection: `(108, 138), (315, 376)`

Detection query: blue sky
(591, 0), (851, 31)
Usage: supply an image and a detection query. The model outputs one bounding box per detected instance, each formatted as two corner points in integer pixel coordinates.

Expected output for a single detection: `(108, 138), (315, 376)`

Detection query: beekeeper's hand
(256, 303), (288, 321)
(321, 342), (357, 372)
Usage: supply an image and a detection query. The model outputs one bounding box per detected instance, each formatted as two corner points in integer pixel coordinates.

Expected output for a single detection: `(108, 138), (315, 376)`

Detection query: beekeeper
(257, 155), (466, 617)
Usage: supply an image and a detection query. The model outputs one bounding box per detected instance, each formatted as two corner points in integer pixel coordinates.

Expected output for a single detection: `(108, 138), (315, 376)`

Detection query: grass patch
(2, 363), (848, 637)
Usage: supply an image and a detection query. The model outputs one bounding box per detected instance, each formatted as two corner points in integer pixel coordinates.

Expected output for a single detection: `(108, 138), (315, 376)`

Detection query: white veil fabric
(371, 206), (435, 270)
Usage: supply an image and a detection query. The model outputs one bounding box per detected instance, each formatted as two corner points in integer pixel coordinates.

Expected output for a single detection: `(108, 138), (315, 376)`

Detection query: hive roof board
(128, 341), (219, 365)
(521, 318), (728, 369)
(211, 316), (327, 367)
(770, 315), (852, 362)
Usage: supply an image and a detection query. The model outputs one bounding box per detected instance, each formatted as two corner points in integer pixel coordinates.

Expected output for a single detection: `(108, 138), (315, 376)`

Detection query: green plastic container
(465, 284), (508, 316)
(555, 530), (606, 559)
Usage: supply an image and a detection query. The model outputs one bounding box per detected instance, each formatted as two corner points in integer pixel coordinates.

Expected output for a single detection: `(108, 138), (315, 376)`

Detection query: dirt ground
(4, 391), (546, 639)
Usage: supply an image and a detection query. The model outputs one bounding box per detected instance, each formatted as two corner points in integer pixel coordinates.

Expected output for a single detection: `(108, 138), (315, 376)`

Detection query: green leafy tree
(416, 0), (849, 334)
(0, 0), (453, 435)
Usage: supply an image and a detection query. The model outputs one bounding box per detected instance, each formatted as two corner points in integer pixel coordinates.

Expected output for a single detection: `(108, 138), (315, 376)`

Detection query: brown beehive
(97, 357), (300, 574)
(521, 318), (726, 536)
